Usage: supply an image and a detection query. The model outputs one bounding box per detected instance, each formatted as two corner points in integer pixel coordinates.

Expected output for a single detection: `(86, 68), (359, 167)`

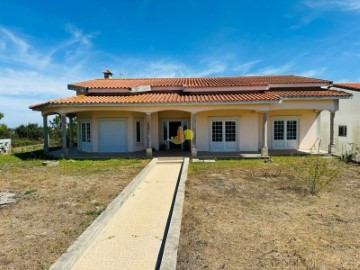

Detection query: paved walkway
(64, 159), (183, 270)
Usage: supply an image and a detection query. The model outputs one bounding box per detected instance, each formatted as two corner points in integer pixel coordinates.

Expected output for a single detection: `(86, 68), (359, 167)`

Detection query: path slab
(58, 159), (183, 270)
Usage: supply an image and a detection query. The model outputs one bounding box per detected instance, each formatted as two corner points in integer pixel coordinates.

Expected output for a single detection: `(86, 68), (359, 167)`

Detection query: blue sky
(0, 0), (360, 127)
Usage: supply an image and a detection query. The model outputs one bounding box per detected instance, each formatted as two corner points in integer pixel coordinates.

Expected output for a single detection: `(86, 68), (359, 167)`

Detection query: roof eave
(32, 100), (282, 109)
(280, 96), (351, 100)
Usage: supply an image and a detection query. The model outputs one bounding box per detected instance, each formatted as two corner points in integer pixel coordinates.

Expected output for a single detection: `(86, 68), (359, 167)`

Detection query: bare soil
(177, 157), (360, 270)
(0, 154), (148, 270)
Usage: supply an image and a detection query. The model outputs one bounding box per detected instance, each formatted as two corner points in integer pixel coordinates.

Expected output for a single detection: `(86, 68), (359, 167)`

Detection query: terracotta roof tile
(69, 75), (331, 89)
(334, 82), (360, 92)
(30, 89), (350, 109)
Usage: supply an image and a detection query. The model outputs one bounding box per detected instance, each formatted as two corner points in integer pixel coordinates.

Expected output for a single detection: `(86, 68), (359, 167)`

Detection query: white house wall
(196, 110), (259, 152)
(268, 110), (318, 150)
(320, 89), (360, 155)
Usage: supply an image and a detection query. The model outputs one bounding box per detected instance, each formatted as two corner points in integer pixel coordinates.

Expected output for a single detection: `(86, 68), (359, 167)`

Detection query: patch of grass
(24, 189), (37, 195)
(178, 156), (360, 269)
(59, 158), (145, 176)
(85, 207), (105, 217)
(0, 157), (148, 270)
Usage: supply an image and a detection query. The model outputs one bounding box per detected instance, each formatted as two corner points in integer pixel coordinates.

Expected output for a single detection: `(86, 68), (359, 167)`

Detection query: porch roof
(30, 89), (350, 110)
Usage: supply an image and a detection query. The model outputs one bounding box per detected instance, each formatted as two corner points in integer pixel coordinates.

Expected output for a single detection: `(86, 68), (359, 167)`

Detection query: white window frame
(135, 119), (143, 143)
(81, 122), (91, 143)
(209, 118), (238, 152)
(271, 117), (300, 150)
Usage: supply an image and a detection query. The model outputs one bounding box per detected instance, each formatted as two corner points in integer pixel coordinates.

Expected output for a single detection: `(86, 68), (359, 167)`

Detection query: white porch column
(43, 115), (49, 153)
(146, 112), (152, 157)
(61, 114), (67, 157)
(328, 111), (336, 154)
(69, 117), (74, 149)
(191, 112), (197, 157)
(261, 112), (269, 157)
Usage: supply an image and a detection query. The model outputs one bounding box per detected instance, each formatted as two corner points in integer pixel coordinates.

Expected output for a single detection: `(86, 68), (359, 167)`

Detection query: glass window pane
(163, 122), (168, 141)
(136, 121), (141, 143)
(81, 123), (86, 142)
(212, 121), (223, 142)
(274, 121), (284, 140)
(338, 125), (347, 137)
(225, 121), (236, 142)
(286, 121), (297, 140)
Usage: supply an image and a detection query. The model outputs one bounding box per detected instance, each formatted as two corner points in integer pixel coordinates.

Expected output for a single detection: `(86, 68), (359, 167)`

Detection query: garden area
(0, 152), (148, 270)
(177, 157), (360, 270)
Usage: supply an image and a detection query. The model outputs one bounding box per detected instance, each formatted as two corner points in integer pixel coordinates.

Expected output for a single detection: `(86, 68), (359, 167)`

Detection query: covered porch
(38, 100), (339, 160)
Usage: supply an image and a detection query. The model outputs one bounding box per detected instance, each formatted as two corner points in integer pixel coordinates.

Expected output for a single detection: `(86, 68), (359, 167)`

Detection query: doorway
(161, 120), (189, 150)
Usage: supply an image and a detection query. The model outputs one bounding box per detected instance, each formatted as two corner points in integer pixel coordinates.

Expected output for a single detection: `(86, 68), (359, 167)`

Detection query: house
(319, 83), (360, 157)
(30, 71), (351, 157)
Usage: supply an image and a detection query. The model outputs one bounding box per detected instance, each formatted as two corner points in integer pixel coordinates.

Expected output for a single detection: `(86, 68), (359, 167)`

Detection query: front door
(162, 120), (189, 150)
(272, 120), (298, 149)
(169, 121), (182, 149)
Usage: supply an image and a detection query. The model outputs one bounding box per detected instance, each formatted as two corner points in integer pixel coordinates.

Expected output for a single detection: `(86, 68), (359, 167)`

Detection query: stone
(42, 160), (60, 166)
(0, 192), (17, 207)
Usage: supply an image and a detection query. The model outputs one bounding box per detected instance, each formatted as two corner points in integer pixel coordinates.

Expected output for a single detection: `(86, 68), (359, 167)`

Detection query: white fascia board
(268, 83), (331, 88)
(280, 96), (350, 101)
(151, 86), (184, 91)
(87, 88), (130, 94)
(183, 86), (268, 92)
(43, 100), (281, 109)
(68, 84), (87, 91)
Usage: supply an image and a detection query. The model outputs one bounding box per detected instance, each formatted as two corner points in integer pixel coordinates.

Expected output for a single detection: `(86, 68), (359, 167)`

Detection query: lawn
(177, 157), (360, 270)
(0, 152), (148, 270)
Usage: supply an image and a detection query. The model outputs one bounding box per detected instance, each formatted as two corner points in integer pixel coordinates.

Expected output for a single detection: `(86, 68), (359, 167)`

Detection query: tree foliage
(14, 123), (43, 140)
(49, 115), (77, 145)
(0, 112), (12, 139)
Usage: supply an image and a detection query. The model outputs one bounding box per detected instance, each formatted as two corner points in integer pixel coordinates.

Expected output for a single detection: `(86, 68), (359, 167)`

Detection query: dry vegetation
(177, 157), (360, 270)
(0, 152), (148, 270)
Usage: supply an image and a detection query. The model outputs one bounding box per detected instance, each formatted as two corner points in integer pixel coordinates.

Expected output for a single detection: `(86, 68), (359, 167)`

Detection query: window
(338, 125), (347, 137)
(225, 121), (236, 142)
(286, 120), (297, 140)
(136, 121), (142, 143)
(212, 120), (237, 142)
(212, 121), (223, 142)
(274, 121), (284, 140)
(81, 122), (91, 142)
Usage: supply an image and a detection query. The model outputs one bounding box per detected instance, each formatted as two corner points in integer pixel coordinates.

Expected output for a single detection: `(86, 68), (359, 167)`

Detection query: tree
(0, 112), (12, 139)
(15, 123), (43, 140)
(49, 115), (77, 146)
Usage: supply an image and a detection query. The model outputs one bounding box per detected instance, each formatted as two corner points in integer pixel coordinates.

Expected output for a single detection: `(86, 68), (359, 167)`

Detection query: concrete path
(51, 158), (184, 270)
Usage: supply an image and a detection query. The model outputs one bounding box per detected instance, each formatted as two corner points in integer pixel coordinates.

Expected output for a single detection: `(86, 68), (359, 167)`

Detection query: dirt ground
(177, 157), (360, 270)
(0, 153), (148, 270)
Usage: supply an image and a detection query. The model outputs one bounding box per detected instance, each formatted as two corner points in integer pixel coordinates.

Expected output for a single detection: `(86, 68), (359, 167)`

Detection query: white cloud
(255, 62), (294, 75)
(0, 26), (51, 69)
(298, 67), (327, 78)
(304, 0), (360, 11)
(233, 60), (262, 74)
(0, 25), (99, 127)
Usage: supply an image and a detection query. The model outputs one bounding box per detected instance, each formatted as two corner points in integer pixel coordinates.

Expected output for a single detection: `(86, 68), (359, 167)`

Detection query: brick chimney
(103, 69), (113, 79)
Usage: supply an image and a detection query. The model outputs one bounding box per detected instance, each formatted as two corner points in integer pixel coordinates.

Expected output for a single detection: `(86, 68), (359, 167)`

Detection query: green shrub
(292, 156), (339, 195)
